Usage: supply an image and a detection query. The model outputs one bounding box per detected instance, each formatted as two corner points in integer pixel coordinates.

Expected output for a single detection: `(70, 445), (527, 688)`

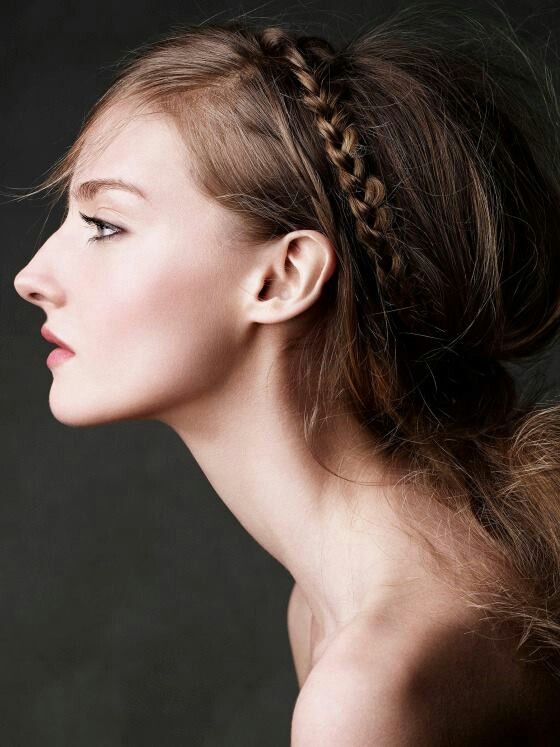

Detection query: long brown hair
(10, 2), (560, 677)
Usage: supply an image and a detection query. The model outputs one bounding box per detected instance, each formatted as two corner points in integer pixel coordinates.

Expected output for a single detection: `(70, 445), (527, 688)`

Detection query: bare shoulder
(290, 608), (560, 746)
(290, 618), (419, 747)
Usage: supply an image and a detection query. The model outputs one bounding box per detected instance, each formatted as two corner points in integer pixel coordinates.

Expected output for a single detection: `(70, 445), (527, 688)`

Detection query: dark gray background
(2, 1), (559, 745)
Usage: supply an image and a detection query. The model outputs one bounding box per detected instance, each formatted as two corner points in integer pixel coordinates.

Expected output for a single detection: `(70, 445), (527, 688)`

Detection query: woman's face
(13, 108), (255, 427)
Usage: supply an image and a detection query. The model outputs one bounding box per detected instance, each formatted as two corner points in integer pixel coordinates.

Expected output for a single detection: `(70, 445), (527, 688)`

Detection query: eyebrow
(69, 178), (148, 203)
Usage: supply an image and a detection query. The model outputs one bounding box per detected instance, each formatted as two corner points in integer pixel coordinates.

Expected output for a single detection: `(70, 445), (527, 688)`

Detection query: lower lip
(46, 348), (75, 367)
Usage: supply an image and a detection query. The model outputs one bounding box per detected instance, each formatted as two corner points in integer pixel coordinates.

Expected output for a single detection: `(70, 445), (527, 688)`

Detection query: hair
(9, 1), (560, 678)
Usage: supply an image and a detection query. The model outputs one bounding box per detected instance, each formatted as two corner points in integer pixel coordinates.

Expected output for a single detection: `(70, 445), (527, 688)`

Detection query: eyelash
(79, 212), (123, 243)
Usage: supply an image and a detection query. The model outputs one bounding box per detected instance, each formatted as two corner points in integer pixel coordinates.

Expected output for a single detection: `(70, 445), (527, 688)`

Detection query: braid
(256, 27), (402, 294)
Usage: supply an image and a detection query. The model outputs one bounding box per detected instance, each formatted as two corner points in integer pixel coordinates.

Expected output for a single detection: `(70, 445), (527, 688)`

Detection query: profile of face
(13, 107), (267, 429)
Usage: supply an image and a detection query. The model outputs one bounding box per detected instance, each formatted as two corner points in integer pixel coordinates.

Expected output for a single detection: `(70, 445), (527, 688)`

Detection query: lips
(41, 324), (75, 353)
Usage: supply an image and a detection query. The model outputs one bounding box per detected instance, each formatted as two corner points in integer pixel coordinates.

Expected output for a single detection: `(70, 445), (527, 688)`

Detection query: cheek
(85, 243), (242, 410)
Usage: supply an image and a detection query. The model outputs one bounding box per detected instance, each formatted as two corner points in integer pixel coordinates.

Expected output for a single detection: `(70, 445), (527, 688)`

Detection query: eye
(79, 212), (123, 243)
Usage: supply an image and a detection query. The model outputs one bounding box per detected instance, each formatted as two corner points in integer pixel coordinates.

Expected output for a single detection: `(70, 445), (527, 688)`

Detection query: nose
(13, 266), (57, 308)
(14, 223), (67, 308)
(14, 268), (39, 303)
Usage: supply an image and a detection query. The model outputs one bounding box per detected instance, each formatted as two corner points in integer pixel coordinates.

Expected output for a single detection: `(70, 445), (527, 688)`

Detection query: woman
(12, 2), (560, 742)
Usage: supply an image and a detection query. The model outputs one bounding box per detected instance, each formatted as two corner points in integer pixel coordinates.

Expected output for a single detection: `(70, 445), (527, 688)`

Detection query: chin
(47, 394), (130, 428)
(47, 387), (172, 428)
(48, 404), (116, 428)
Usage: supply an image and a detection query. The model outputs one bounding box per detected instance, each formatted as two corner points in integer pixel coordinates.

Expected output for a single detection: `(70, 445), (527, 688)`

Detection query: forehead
(70, 106), (194, 204)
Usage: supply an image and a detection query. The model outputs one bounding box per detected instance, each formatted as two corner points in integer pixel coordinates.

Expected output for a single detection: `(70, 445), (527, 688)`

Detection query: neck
(155, 333), (455, 646)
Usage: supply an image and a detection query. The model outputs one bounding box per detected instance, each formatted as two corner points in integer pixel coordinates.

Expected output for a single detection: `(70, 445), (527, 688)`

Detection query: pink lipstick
(41, 325), (75, 367)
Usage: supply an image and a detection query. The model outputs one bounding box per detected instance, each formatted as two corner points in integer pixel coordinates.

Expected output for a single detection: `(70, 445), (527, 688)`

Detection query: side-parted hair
(11, 2), (560, 677)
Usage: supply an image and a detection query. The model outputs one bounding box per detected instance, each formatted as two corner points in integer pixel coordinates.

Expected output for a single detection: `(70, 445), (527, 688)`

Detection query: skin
(13, 104), (484, 705)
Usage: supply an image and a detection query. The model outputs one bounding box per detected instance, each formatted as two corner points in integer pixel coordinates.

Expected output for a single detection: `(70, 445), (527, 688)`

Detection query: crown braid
(256, 26), (402, 293)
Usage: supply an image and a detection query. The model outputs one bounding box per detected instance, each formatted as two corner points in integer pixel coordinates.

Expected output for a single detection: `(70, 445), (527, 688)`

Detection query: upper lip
(41, 325), (75, 353)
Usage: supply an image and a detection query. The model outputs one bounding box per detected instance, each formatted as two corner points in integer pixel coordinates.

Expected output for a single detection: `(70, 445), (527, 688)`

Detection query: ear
(244, 229), (337, 325)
